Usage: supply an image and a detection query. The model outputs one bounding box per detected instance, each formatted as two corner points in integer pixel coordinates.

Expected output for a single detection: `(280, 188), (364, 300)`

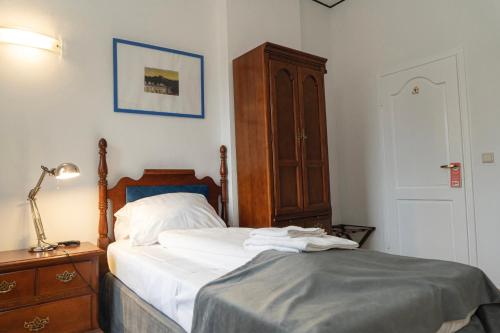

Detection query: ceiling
(311, 0), (346, 8)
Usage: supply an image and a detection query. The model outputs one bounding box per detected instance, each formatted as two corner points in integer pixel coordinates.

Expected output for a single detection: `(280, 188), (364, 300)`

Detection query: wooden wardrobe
(233, 42), (331, 233)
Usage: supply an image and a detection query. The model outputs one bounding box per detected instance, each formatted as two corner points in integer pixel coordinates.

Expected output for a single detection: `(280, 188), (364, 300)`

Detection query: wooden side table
(0, 242), (104, 332)
(332, 224), (376, 248)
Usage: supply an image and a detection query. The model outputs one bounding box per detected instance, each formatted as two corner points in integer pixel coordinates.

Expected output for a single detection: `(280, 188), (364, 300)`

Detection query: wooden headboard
(97, 138), (228, 255)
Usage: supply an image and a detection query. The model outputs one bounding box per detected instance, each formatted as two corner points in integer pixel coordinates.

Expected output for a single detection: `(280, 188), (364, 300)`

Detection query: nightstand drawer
(0, 294), (92, 333)
(38, 262), (91, 296)
(0, 269), (35, 303)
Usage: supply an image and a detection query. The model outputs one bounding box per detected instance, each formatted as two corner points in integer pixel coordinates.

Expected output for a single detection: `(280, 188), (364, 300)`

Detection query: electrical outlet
(481, 152), (495, 164)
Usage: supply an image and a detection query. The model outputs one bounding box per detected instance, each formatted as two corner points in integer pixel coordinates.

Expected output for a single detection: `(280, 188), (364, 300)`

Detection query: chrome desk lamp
(27, 163), (80, 252)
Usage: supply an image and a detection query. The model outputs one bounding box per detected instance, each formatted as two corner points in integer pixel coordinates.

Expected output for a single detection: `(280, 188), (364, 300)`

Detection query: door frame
(378, 49), (478, 266)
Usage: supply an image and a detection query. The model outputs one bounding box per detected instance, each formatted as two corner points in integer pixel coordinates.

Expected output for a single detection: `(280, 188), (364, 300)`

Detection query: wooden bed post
(220, 145), (228, 225)
(98, 138), (110, 251)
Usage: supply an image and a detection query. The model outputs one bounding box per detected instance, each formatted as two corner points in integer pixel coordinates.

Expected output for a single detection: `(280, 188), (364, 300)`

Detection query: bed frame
(97, 138), (228, 273)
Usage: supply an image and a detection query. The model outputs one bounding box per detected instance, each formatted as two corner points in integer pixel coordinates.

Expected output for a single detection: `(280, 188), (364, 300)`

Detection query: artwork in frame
(113, 38), (204, 118)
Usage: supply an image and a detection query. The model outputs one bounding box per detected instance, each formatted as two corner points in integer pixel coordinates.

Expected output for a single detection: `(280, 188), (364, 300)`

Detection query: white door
(380, 55), (470, 264)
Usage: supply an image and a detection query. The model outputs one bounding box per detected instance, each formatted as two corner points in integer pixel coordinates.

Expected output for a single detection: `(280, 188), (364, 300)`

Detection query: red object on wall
(450, 162), (462, 188)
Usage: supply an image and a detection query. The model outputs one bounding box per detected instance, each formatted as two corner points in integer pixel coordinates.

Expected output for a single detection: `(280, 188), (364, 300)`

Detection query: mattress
(107, 228), (257, 332)
(100, 273), (186, 333)
(107, 228), (473, 333)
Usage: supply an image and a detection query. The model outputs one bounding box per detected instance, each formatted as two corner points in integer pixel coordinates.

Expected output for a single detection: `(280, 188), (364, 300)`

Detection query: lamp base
(29, 243), (57, 253)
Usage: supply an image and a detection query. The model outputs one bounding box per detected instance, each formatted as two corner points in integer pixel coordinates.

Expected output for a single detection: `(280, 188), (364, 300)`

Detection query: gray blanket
(192, 249), (500, 333)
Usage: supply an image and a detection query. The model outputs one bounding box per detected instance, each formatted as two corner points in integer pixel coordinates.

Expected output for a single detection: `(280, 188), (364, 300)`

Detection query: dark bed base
(100, 273), (186, 333)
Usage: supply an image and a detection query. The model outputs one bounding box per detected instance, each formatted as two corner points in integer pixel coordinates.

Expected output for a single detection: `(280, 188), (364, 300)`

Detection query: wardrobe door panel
(299, 68), (330, 211)
(270, 60), (303, 215)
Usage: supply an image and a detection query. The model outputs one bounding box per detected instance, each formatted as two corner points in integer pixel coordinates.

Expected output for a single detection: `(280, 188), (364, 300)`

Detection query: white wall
(227, 0), (302, 60)
(0, 0), (229, 250)
(319, 0), (500, 284)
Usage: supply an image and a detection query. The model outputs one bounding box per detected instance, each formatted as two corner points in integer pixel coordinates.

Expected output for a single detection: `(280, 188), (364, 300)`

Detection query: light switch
(481, 152), (495, 164)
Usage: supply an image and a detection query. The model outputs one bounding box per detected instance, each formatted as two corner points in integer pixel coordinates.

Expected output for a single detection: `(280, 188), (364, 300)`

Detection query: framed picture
(113, 38), (204, 118)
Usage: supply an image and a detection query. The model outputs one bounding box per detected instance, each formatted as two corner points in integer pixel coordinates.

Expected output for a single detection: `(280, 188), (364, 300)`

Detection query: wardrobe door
(269, 59), (304, 216)
(298, 67), (330, 212)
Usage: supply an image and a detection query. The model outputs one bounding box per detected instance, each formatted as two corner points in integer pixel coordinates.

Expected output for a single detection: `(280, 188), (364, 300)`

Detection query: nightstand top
(0, 242), (104, 272)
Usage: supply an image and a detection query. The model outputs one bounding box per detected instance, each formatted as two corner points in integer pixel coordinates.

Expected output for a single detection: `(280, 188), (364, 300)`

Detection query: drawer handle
(55, 270), (76, 283)
(24, 316), (49, 331)
(0, 280), (16, 293)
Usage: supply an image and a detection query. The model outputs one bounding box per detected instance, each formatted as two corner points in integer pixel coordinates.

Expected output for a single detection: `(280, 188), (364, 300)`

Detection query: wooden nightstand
(0, 242), (104, 333)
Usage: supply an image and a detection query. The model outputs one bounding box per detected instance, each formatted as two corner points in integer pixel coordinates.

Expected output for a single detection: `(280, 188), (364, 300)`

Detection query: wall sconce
(0, 27), (62, 54)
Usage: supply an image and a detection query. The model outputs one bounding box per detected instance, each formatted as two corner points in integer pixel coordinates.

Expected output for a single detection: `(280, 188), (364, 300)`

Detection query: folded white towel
(243, 244), (300, 253)
(249, 226), (326, 238)
(243, 234), (358, 252)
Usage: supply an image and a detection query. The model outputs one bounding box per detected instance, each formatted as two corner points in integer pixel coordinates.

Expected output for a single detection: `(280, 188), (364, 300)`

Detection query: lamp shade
(54, 163), (80, 179)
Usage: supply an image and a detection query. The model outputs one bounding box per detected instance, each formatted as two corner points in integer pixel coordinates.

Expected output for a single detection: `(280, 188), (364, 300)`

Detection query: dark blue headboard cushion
(126, 185), (210, 203)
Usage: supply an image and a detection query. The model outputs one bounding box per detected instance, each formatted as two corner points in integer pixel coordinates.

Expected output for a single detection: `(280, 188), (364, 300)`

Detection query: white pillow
(114, 192), (226, 246)
(114, 217), (130, 240)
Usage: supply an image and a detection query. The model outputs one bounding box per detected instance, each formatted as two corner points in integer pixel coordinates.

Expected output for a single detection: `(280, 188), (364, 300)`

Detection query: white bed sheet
(107, 228), (258, 332)
(108, 228), (472, 333)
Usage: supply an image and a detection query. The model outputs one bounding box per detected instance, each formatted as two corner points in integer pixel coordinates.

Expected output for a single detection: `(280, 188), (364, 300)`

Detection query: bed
(97, 138), (230, 333)
(96, 138), (500, 333)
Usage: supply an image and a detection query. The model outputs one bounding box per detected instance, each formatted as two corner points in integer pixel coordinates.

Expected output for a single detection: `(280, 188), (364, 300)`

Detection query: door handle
(440, 163), (460, 169)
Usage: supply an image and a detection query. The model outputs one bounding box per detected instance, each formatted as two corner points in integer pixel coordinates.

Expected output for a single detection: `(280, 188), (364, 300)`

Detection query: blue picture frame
(113, 38), (205, 119)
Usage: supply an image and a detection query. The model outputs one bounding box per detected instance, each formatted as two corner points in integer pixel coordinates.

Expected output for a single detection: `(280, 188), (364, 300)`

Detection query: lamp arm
(28, 197), (46, 242)
(28, 166), (54, 200)
(27, 166), (55, 245)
